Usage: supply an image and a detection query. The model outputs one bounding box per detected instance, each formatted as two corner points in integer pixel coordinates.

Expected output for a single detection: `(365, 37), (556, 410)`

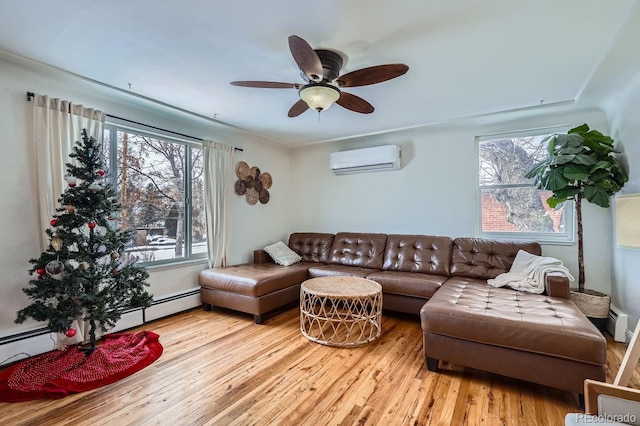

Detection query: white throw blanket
(487, 250), (574, 294)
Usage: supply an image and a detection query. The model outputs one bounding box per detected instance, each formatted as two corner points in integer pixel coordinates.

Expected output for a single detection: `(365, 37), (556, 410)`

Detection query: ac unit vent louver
(329, 145), (401, 175)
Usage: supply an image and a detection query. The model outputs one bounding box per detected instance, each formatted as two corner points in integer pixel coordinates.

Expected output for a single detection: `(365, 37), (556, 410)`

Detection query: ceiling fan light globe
(299, 84), (340, 112)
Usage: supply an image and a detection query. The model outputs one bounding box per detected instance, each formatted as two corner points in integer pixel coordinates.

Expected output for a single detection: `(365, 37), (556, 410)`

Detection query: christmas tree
(16, 129), (153, 352)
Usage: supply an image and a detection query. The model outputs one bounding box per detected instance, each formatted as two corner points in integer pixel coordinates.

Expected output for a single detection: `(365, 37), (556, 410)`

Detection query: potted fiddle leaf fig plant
(525, 123), (628, 329)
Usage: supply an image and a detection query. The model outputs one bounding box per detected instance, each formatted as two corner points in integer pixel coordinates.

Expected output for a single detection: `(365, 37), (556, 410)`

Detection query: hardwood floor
(0, 306), (637, 425)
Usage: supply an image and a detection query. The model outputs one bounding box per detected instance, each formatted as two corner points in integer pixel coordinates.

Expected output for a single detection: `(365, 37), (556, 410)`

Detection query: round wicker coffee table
(300, 276), (382, 347)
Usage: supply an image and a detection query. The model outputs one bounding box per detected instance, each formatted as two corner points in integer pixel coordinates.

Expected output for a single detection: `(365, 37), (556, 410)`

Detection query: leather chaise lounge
(419, 238), (605, 396)
(198, 232), (606, 397)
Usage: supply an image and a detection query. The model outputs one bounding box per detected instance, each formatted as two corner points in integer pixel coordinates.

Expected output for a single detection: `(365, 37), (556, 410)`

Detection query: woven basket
(245, 188), (259, 205)
(235, 161), (250, 179)
(260, 172), (273, 189)
(570, 290), (611, 319)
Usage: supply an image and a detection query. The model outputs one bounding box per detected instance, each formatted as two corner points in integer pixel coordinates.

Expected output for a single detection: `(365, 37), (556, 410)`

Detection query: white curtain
(32, 94), (106, 250)
(203, 140), (235, 268)
(31, 93), (105, 347)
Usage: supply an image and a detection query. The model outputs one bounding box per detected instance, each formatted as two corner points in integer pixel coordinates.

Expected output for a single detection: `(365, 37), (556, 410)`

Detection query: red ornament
(65, 328), (77, 337)
(97, 170), (106, 176)
(108, 217), (115, 221)
(112, 268), (119, 275)
(88, 222), (96, 229)
(68, 183), (76, 187)
(36, 268), (46, 276)
(50, 219), (58, 227)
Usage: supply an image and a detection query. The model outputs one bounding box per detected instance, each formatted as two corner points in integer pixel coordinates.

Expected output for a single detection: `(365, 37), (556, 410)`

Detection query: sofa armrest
(544, 272), (570, 299)
(253, 249), (274, 264)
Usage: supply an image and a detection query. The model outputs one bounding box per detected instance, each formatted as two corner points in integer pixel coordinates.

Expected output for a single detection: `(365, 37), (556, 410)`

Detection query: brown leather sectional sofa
(198, 231), (606, 396)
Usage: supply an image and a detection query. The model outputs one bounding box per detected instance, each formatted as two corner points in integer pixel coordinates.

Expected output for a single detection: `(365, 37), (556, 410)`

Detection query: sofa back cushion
(288, 233), (335, 263)
(450, 238), (541, 280)
(328, 232), (388, 269)
(383, 234), (453, 276)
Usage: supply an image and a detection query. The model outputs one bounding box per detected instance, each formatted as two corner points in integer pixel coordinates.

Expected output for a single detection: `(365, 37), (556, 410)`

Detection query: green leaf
(595, 179), (614, 190)
(584, 129), (614, 146)
(611, 156), (629, 183)
(584, 185), (610, 207)
(552, 154), (576, 165)
(568, 123), (589, 135)
(557, 146), (586, 155)
(546, 135), (557, 156)
(555, 133), (583, 149)
(545, 168), (569, 190)
(590, 160), (613, 172)
(562, 164), (590, 181)
(582, 138), (614, 154)
(546, 196), (565, 209)
(552, 186), (580, 200)
(524, 161), (547, 179)
(571, 154), (597, 166)
(589, 169), (612, 183)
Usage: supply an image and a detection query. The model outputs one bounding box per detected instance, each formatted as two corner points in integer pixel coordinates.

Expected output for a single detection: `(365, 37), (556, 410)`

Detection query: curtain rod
(26, 92), (243, 152)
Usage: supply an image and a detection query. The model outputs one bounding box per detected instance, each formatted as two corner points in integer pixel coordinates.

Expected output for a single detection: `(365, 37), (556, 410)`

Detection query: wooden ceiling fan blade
(288, 35), (323, 81)
(231, 81), (299, 89)
(337, 64), (409, 88)
(288, 99), (309, 117)
(336, 92), (374, 114)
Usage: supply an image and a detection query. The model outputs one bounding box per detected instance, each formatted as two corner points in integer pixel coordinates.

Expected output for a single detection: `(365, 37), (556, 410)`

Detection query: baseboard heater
(0, 287), (201, 367)
(607, 304), (628, 343)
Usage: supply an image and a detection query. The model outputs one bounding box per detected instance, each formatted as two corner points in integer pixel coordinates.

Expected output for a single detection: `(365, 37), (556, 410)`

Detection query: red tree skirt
(0, 330), (163, 402)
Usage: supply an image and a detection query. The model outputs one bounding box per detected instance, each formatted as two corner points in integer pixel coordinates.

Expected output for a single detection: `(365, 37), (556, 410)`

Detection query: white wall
(607, 72), (640, 331)
(290, 107), (614, 296)
(0, 51), (292, 338)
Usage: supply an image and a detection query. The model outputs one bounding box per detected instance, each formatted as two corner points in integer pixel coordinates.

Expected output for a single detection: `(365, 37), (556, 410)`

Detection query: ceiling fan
(231, 35), (409, 117)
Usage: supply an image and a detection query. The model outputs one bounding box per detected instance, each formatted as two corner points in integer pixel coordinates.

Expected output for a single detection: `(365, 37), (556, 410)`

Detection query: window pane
(101, 129), (111, 168)
(481, 188), (565, 233)
(116, 131), (186, 263)
(479, 134), (550, 186)
(191, 147), (207, 255)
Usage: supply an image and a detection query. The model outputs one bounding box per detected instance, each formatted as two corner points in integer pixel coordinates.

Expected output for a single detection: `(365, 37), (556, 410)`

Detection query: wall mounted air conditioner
(329, 145), (401, 175)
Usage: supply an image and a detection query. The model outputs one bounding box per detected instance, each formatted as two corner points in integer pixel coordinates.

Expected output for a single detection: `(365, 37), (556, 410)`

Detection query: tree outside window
(103, 126), (206, 264)
(477, 129), (573, 243)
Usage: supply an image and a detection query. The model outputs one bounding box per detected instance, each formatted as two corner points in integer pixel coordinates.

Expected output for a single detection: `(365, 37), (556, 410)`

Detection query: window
(103, 123), (207, 265)
(477, 127), (574, 244)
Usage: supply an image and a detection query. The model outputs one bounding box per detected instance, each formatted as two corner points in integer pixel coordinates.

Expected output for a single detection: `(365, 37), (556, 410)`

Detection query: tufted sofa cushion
(328, 232), (388, 269)
(365, 270), (448, 299)
(421, 277), (606, 365)
(288, 232), (335, 263)
(450, 238), (541, 280)
(382, 234), (453, 276)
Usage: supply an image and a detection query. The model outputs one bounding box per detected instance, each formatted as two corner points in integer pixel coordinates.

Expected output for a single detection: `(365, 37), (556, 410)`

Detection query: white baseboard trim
(627, 328), (635, 343)
(109, 309), (144, 333)
(0, 287), (201, 367)
(0, 329), (57, 367)
(145, 289), (201, 322)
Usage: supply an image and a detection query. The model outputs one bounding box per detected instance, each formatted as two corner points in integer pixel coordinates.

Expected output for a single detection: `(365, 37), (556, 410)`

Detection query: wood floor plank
(0, 306), (638, 425)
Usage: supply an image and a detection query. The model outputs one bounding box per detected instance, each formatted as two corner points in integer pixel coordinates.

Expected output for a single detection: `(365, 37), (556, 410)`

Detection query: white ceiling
(0, 0), (638, 146)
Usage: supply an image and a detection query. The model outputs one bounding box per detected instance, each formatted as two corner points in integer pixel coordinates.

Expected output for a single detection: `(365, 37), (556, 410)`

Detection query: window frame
(475, 125), (576, 245)
(103, 121), (207, 267)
